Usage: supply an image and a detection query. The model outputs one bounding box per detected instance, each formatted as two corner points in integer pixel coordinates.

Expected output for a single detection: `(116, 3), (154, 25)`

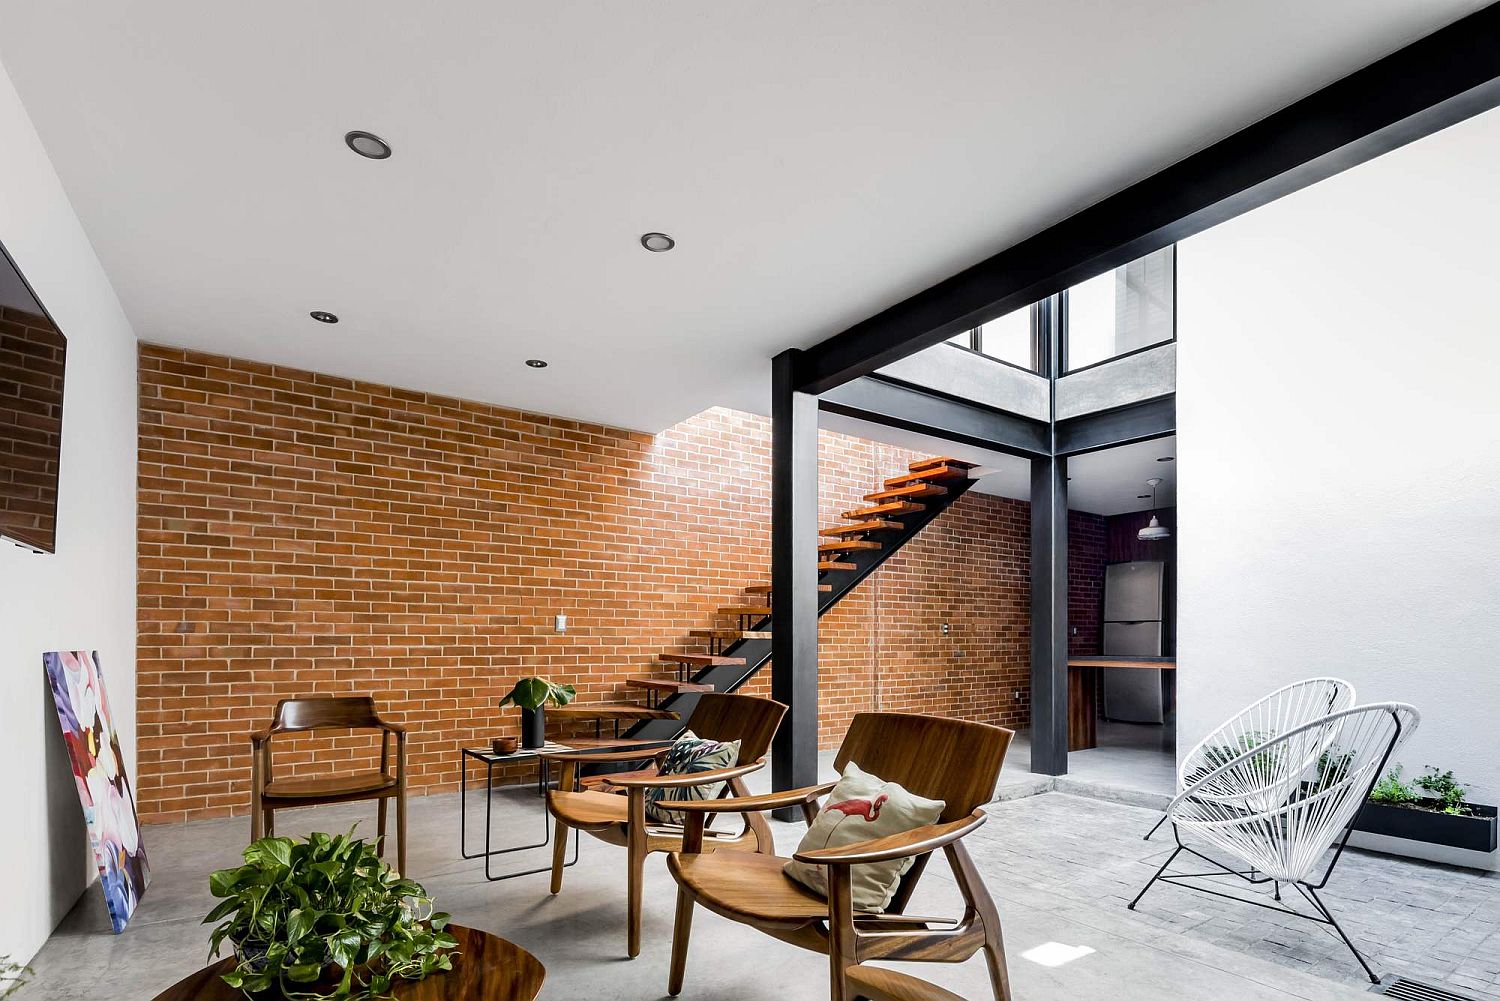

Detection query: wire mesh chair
(1129, 702), (1419, 983)
(1145, 677), (1357, 840)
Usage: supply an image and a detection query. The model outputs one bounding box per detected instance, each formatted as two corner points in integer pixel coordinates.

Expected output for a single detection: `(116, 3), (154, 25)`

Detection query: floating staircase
(592, 455), (978, 745)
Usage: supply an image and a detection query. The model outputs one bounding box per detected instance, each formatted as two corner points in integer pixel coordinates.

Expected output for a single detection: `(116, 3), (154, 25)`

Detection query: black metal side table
(458, 739), (671, 882)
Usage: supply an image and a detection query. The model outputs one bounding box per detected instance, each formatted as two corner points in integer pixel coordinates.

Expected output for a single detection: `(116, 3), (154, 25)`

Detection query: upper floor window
(947, 303), (1037, 372)
(1063, 245), (1175, 371)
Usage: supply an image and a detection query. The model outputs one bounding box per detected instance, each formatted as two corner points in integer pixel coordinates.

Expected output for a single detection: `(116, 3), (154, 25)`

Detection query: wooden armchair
(540, 693), (787, 959)
(249, 696), (408, 873)
(664, 712), (1014, 1001)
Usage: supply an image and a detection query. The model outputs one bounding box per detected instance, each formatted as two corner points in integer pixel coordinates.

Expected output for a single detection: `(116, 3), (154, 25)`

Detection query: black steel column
(1029, 454), (1069, 774)
(770, 349), (820, 818)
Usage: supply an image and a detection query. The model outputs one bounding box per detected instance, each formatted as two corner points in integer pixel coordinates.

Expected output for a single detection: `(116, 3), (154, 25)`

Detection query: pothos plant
(204, 830), (457, 1000)
(497, 677), (577, 712)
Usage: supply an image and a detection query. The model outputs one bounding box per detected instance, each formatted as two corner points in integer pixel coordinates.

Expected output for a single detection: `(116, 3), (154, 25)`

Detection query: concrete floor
(1000, 719), (1177, 809)
(25, 756), (1403, 1001)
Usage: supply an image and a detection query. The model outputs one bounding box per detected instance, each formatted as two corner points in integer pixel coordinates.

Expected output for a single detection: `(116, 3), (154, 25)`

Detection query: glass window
(1064, 245), (1174, 371)
(974, 307), (1032, 369)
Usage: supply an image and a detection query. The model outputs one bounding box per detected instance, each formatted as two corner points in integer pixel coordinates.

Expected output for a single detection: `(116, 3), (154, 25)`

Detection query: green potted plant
(498, 677), (576, 749)
(1355, 765), (1498, 853)
(204, 830), (457, 999)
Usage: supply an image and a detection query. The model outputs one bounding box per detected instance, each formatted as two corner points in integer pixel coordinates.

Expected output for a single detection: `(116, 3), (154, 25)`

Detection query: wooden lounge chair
(664, 712), (1014, 1001)
(540, 693), (787, 958)
(249, 696), (407, 873)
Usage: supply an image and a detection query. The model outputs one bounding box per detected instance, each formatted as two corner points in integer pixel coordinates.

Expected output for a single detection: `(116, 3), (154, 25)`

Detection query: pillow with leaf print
(643, 731), (741, 823)
(783, 761), (945, 913)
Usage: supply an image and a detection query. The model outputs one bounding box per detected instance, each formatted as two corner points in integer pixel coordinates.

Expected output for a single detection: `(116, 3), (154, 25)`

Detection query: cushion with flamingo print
(643, 731), (742, 824)
(783, 762), (945, 913)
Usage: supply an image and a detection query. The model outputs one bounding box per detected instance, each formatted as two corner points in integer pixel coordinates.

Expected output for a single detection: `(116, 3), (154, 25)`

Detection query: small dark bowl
(491, 736), (519, 756)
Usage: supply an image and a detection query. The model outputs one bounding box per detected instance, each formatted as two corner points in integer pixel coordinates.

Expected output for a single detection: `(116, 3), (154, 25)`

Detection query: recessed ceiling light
(309, 311), (339, 324)
(1157, 456), (1175, 462)
(525, 359), (548, 369)
(344, 131), (392, 160)
(640, 232), (675, 253)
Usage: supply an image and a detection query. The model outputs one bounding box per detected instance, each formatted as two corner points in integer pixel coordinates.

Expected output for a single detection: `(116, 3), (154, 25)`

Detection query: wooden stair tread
(882, 464), (968, 488)
(657, 653), (746, 667)
(819, 560), (857, 571)
(743, 584), (830, 594)
(548, 702), (678, 721)
(625, 677), (714, 694)
(818, 540), (881, 553)
(688, 628), (773, 641)
(864, 483), (948, 502)
(819, 520), (903, 536)
(908, 455), (979, 473)
(718, 605), (771, 616)
(843, 501), (925, 519)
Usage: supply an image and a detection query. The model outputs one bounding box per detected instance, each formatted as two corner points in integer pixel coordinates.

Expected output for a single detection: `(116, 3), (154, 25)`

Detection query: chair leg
(395, 789), (407, 876)
(264, 807), (275, 838)
(251, 800), (263, 842)
(1128, 845), (1181, 911)
(826, 866), (857, 1001)
(949, 841), (1012, 1001)
(667, 888), (695, 997)
(377, 797), (388, 857)
(549, 813), (570, 895)
(627, 790), (647, 959)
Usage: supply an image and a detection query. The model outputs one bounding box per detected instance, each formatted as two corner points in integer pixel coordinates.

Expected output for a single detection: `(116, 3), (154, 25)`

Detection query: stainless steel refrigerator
(1101, 560), (1167, 723)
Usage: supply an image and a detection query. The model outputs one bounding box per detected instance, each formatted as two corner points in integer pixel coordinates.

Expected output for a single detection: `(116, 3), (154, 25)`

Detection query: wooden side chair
(539, 693), (787, 959)
(664, 712), (1014, 1001)
(249, 696), (408, 873)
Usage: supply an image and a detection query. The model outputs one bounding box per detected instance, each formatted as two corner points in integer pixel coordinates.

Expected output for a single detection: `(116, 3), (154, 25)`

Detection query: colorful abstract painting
(43, 651), (150, 933)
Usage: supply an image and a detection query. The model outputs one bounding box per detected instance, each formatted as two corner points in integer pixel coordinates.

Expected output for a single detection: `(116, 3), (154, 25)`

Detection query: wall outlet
(555, 614), (567, 634)
(941, 622), (950, 636)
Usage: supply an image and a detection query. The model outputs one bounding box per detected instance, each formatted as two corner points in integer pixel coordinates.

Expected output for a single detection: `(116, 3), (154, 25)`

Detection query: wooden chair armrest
(669, 781), (837, 814)
(604, 760), (764, 789)
(792, 810), (987, 866)
(379, 720), (407, 735)
(249, 727), (272, 744)
(536, 746), (673, 765)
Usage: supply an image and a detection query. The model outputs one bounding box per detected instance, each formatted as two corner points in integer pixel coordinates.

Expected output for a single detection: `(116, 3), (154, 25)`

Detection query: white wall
(0, 60), (139, 959)
(1177, 106), (1500, 868)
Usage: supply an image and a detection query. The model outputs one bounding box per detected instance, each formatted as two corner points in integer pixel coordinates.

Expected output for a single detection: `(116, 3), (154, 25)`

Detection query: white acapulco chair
(1129, 702), (1420, 984)
(1144, 677), (1358, 841)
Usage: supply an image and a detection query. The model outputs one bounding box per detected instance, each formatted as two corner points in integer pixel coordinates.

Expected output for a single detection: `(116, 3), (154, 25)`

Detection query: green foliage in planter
(1413, 767), (1472, 816)
(498, 677), (577, 712)
(0, 955), (31, 998)
(205, 830), (456, 1000)
(1370, 765), (1419, 806)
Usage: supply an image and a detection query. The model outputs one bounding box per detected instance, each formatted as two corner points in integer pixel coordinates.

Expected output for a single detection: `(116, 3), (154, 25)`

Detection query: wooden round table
(150, 925), (545, 1001)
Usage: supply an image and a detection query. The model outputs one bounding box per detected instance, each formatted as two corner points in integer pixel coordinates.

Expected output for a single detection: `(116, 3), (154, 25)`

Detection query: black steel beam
(770, 349), (822, 819)
(819, 375), (1050, 458)
(793, 5), (1500, 394)
(1054, 396), (1176, 457)
(1029, 454), (1069, 776)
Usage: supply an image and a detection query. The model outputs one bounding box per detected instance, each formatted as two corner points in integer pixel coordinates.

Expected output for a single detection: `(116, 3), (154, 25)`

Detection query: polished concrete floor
(26, 757), (1435, 1001)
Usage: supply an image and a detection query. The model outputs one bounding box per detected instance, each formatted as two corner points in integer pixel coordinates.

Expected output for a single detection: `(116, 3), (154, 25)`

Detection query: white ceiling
(820, 412), (1174, 517)
(0, 1), (1481, 432)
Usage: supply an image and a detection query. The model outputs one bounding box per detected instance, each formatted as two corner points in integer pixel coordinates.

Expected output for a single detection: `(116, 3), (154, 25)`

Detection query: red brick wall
(137, 344), (1034, 822)
(0, 305), (66, 551)
(1068, 511), (1108, 657)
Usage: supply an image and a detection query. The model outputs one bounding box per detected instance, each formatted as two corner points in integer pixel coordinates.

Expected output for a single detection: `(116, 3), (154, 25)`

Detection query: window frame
(1059, 244), (1177, 375)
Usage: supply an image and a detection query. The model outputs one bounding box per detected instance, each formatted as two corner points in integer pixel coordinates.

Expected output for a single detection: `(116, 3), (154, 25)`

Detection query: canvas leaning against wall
(43, 650), (150, 932)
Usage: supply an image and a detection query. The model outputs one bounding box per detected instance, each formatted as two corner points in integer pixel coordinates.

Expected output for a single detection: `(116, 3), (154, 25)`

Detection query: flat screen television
(0, 238), (66, 553)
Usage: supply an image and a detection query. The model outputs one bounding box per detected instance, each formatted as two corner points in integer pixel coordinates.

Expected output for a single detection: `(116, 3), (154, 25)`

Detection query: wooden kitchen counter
(1068, 656), (1176, 670)
(1067, 658), (1176, 750)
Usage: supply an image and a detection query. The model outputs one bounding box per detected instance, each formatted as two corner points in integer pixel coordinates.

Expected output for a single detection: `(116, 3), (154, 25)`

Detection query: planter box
(1354, 801), (1498, 854)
